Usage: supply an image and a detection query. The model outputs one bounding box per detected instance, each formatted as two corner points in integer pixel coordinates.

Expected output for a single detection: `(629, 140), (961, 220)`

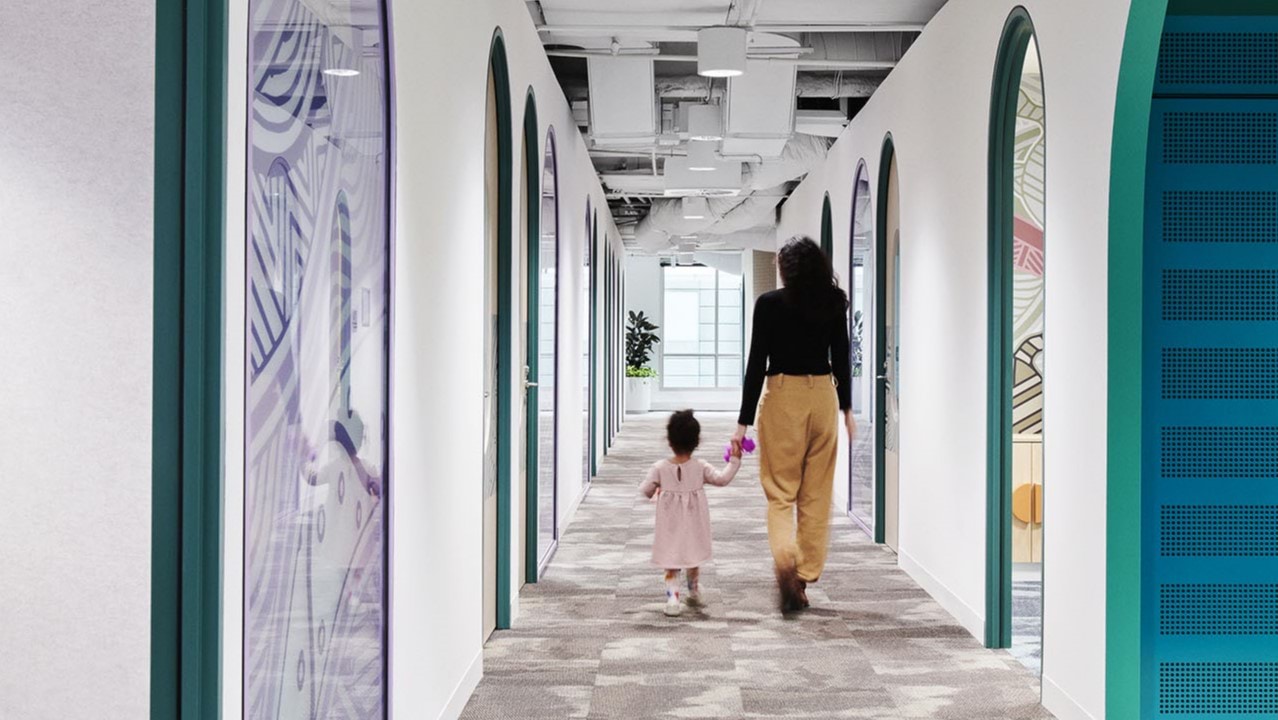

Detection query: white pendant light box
(697, 26), (747, 78)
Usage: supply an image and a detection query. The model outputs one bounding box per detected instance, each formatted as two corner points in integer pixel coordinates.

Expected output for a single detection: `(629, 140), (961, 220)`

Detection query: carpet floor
(461, 413), (1052, 719)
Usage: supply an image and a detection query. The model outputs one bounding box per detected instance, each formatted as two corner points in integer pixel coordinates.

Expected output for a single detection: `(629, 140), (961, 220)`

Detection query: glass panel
(246, 0), (390, 716)
(538, 133), (558, 564)
(849, 163), (876, 533)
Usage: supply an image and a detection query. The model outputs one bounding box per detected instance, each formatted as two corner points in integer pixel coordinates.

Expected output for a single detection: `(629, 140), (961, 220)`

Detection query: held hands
(843, 410), (857, 441)
(727, 425), (755, 461)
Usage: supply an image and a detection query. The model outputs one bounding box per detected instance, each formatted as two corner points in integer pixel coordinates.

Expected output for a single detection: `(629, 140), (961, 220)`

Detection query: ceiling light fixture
(687, 104), (724, 142)
(697, 26), (747, 78)
(322, 67), (360, 77)
(687, 140), (718, 171)
(682, 196), (710, 220)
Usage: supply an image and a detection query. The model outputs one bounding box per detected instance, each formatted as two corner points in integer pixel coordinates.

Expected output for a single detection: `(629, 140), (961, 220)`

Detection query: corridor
(461, 414), (1051, 719)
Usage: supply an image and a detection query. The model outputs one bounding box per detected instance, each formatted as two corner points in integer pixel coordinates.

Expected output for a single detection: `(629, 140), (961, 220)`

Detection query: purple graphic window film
(245, 0), (391, 717)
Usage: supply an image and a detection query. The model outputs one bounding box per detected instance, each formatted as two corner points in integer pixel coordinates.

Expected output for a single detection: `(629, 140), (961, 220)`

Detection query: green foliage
(625, 310), (661, 371)
(626, 366), (657, 378)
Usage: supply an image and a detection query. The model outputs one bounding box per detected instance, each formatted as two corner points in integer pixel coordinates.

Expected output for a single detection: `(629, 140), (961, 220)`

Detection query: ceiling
(526, 0), (949, 256)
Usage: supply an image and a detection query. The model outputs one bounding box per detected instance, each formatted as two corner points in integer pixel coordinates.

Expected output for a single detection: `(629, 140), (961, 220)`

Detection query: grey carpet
(461, 413), (1052, 719)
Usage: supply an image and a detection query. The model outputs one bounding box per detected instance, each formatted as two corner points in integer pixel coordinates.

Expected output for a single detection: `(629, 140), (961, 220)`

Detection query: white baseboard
(560, 479), (592, 531)
(1042, 675), (1097, 720)
(437, 649), (483, 720)
(897, 548), (985, 642)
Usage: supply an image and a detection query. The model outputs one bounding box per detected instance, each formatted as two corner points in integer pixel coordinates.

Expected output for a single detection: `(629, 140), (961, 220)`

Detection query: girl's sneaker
(685, 588), (704, 609)
(664, 590), (683, 617)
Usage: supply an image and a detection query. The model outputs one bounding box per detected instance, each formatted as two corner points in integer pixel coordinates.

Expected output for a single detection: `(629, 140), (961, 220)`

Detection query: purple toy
(725, 436), (757, 462)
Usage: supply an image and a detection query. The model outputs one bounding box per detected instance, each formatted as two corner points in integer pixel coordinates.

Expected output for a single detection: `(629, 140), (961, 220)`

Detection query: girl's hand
(729, 441), (743, 459)
(843, 410), (857, 441)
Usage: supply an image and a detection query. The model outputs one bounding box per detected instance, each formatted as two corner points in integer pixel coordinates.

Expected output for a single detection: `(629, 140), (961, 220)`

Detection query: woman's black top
(737, 288), (852, 426)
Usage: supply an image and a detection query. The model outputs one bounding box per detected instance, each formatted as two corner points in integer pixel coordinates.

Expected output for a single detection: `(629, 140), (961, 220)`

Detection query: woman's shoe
(797, 580), (810, 609)
(775, 561), (804, 613)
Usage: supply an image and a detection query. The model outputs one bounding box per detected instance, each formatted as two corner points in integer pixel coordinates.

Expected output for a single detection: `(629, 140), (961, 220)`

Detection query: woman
(734, 237), (855, 612)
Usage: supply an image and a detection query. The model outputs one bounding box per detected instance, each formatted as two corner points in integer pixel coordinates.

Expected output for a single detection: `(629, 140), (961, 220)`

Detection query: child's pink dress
(639, 457), (740, 569)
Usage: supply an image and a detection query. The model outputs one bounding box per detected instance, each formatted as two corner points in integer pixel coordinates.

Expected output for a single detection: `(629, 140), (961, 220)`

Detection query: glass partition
(848, 161), (875, 534)
(245, 0), (391, 716)
(537, 132), (559, 564)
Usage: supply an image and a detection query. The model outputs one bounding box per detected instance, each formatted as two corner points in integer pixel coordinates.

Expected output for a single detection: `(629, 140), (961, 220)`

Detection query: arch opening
(985, 10), (1046, 676)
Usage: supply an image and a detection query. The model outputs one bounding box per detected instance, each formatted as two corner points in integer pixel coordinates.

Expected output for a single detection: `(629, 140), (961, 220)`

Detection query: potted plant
(625, 310), (660, 413)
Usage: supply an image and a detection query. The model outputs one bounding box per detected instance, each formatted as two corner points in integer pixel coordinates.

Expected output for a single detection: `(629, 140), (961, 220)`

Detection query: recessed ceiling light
(323, 68), (360, 77)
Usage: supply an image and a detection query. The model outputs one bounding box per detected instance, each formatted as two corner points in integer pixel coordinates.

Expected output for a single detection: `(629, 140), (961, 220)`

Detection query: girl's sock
(664, 570), (681, 601)
(663, 570), (683, 616)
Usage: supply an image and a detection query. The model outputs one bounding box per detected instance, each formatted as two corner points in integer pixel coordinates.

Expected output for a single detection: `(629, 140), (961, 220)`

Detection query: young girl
(640, 410), (741, 617)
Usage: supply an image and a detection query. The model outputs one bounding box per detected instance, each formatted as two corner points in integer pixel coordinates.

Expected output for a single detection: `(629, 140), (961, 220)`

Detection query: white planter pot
(625, 377), (653, 414)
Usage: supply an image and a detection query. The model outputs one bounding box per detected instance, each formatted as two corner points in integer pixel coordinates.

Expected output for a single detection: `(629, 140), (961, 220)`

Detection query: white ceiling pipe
(545, 49), (896, 70)
(536, 24), (926, 35)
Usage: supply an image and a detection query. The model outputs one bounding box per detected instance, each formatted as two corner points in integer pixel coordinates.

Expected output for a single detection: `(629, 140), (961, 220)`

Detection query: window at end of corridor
(661, 264), (743, 389)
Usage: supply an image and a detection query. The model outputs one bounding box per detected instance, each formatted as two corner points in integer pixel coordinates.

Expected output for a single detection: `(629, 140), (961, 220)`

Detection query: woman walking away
(640, 410), (741, 617)
(734, 237), (855, 612)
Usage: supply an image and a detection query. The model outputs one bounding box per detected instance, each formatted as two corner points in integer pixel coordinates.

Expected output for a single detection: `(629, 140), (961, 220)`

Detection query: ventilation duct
(633, 134), (829, 252)
(586, 56), (658, 146)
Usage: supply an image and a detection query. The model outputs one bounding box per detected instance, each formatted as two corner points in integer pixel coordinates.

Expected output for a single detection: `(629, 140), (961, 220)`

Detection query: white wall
(0, 1), (154, 717)
(778, 2), (1130, 718)
(219, 1), (622, 718)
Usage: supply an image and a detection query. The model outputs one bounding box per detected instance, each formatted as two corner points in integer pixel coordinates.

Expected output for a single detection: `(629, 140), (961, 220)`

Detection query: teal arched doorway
(1108, 2), (1278, 716)
(984, 7), (1045, 653)
(874, 135), (900, 551)
(483, 30), (515, 637)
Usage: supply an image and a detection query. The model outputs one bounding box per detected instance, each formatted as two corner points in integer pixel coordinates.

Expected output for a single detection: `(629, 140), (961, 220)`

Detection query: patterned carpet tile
(461, 413), (1049, 719)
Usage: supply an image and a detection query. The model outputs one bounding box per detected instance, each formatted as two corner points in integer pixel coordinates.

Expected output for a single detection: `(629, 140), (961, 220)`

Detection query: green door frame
(821, 192), (834, 258)
(152, 0), (226, 716)
(489, 31), (516, 630)
(604, 246), (612, 453)
(872, 135), (895, 546)
(1107, 9), (1163, 713)
(522, 90), (541, 582)
(984, 6), (1038, 650)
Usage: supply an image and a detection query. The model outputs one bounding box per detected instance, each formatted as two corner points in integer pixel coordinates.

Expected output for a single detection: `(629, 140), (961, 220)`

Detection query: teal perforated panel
(1144, 15), (1278, 719)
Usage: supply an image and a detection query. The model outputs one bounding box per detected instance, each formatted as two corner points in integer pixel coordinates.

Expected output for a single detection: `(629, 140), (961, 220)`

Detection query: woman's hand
(843, 410), (857, 441)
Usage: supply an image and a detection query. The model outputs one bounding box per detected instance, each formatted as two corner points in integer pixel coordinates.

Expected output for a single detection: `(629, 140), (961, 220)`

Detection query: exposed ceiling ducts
(531, 0), (945, 255)
(631, 134), (829, 253)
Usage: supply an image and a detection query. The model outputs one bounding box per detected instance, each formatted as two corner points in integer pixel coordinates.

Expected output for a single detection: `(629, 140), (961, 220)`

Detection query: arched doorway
(588, 205), (599, 477)
(848, 161), (875, 536)
(875, 135), (900, 552)
(985, 10), (1046, 673)
(483, 31), (515, 639)
(526, 121), (560, 575)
